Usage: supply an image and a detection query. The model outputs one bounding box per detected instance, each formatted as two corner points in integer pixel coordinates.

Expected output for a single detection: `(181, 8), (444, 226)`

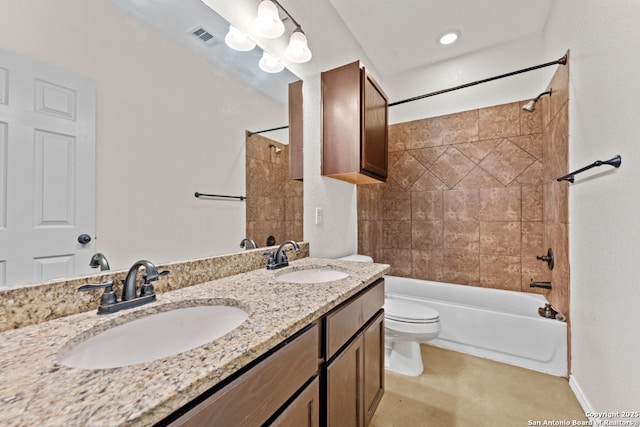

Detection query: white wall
(0, 0), (286, 271)
(302, 74), (358, 258)
(386, 33), (558, 124)
(543, 0), (640, 413)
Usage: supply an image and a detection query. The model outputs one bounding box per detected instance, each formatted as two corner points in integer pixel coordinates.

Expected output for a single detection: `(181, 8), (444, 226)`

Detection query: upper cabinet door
(321, 61), (388, 184)
(361, 69), (388, 180)
(288, 80), (303, 181)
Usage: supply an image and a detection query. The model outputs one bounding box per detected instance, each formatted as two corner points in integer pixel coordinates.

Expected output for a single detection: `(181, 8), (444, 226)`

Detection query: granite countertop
(0, 257), (389, 427)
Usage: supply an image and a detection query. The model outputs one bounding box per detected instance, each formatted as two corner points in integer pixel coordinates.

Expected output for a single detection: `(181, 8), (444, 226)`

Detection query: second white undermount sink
(58, 305), (248, 370)
(276, 268), (349, 284)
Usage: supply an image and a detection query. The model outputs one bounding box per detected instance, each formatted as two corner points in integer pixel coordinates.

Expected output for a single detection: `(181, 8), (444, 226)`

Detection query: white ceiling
(329, 0), (556, 77)
(109, 0), (556, 103)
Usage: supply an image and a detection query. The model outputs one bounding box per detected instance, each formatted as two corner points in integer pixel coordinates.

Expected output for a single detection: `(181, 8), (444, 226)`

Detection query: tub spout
(530, 280), (552, 289)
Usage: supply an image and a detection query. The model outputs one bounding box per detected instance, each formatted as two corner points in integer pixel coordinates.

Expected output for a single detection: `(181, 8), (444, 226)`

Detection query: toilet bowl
(336, 254), (441, 377)
(384, 298), (440, 376)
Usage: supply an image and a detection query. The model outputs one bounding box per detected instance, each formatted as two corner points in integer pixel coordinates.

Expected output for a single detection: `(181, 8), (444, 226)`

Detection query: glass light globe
(284, 30), (312, 63)
(224, 26), (255, 51)
(259, 51), (284, 73)
(253, 1), (285, 39)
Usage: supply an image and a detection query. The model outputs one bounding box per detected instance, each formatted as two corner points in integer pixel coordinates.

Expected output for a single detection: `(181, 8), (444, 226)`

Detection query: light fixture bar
(270, 0), (301, 30)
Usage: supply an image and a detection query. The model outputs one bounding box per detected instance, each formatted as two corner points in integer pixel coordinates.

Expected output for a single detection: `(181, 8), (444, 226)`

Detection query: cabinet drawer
(325, 279), (384, 359)
(170, 324), (319, 427)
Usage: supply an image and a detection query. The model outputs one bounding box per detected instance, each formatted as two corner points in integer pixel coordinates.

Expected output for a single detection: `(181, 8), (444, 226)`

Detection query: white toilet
(337, 254), (441, 376)
(384, 298), (440, 376)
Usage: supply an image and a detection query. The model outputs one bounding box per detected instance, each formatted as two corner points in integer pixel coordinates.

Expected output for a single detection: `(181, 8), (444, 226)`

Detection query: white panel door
(0, 48), (96, 288)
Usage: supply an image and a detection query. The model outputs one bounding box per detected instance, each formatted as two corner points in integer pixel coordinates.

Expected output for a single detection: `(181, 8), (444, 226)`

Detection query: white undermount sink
(58, 305), (248, 369)
(276, 268), (349, 284)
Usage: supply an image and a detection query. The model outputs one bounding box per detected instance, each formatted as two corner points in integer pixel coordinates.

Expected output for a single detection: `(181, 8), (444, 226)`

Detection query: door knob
(77, 234), (92, 245)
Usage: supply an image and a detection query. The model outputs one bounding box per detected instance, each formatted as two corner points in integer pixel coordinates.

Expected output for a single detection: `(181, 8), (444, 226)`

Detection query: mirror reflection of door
(0, 49), (96, 288)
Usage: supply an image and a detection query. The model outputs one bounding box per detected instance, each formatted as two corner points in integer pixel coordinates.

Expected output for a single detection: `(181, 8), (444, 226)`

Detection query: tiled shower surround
(246, 133), (303, 247)
(358, 61), (570, 320)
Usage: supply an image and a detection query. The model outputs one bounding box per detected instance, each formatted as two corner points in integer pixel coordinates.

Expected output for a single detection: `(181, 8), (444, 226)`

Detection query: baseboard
(569, 375), (593, 421)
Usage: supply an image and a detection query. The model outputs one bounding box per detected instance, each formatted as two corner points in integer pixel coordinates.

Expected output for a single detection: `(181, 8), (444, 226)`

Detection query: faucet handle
(78, 280), (115, 292)
(78, 280), (117, 306)
(144, 269), (170, 283)
(263, 251), (276, 269)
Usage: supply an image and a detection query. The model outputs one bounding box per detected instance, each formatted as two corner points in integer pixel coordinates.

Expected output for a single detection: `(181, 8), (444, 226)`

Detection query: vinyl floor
(369, 344), (587, 427)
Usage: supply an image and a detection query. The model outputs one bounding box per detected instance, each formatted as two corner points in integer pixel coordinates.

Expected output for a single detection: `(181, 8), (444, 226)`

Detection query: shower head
(523, 88), (553, 112)
(268, 143), (282, 154)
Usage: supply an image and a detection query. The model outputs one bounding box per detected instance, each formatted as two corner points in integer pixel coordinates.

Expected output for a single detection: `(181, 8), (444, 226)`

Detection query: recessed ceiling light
(439, 30), (461, 45)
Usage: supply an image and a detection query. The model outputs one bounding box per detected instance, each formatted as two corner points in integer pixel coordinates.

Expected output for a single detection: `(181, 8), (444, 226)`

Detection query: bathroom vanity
(0, 257), (389, 426)
(169, 279), (384, 426)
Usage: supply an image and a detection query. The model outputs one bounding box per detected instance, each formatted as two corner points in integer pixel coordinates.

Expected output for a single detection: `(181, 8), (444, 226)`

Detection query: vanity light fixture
(259, 51), (284, 73)
(254, 0), (313, 65)
(284, 28), (312, 63)
(439, 30), (461, 45)
(224, 25), (256, 51)
(253, 0), (285, 39)
(212, 0), (313, 74)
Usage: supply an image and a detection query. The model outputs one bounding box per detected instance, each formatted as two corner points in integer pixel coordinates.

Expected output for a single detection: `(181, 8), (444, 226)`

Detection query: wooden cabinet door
(288, 80), (303, 180)
(271, 377), (319, 427)
(363, 312), (385, 426)
(361, 69), (388, 180)
(326, 334), (364, 427)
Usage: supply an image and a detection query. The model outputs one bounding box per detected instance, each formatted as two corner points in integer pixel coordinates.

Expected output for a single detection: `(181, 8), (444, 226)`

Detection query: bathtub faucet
(530, 280), (552, 289)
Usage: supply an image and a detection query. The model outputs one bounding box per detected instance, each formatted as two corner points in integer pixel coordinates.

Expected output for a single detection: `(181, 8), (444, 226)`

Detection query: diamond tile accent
(409, 169), (447, 191)
(454, 139), (500, 164)
(514, 160), (544, 186)
(454, 166), (503, 189)
(510, 134), (543, 160)
(479, 139), (536, 186)
(407, 146), (447, 167)
(429, 146), (476, 188)
(388, 152), (426, 190)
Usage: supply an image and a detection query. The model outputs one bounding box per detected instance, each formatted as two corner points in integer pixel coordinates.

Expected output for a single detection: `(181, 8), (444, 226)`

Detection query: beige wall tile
(383, 221), (412, 249)
(412, 191), (444, 221)
(479, 102), (520, 140)
(388, 151), (427, 190)
(442, 253), (479, 286)
(383, 191), (411, 220)
(522, 221), (545, 257)
(522, 185), (544, 221)
(412, 221), (444, 251)
(357, 77), (568, 319)
(444, 188), (480, 221)
(429, 146), (476, 188)
(479, 138), (537, 186)
(444, 221), (479, 254)
(480, 187), (522, 221)
(411, 250), (444, 281)
(382, 249), (412, 276)
(480, 221), (521, 256)
(480, 255), (522, 291)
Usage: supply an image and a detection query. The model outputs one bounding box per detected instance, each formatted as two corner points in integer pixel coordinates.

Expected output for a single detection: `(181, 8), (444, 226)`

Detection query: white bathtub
(384, 275), (568, 377)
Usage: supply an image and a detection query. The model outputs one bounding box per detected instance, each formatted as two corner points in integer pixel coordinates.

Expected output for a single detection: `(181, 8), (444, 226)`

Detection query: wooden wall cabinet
(321, 61), (388, 184)
(289, 80), (303, 180)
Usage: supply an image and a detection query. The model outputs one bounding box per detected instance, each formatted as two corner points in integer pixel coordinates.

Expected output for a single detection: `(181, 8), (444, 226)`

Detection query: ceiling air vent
(190, 26), (216, 46)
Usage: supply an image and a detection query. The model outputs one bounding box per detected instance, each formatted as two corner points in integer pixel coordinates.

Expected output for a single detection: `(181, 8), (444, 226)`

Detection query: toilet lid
(384, 299), (439, 323)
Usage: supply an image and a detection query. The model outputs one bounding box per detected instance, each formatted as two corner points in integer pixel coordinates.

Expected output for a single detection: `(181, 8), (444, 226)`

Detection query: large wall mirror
(0, 0), (298, 289)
